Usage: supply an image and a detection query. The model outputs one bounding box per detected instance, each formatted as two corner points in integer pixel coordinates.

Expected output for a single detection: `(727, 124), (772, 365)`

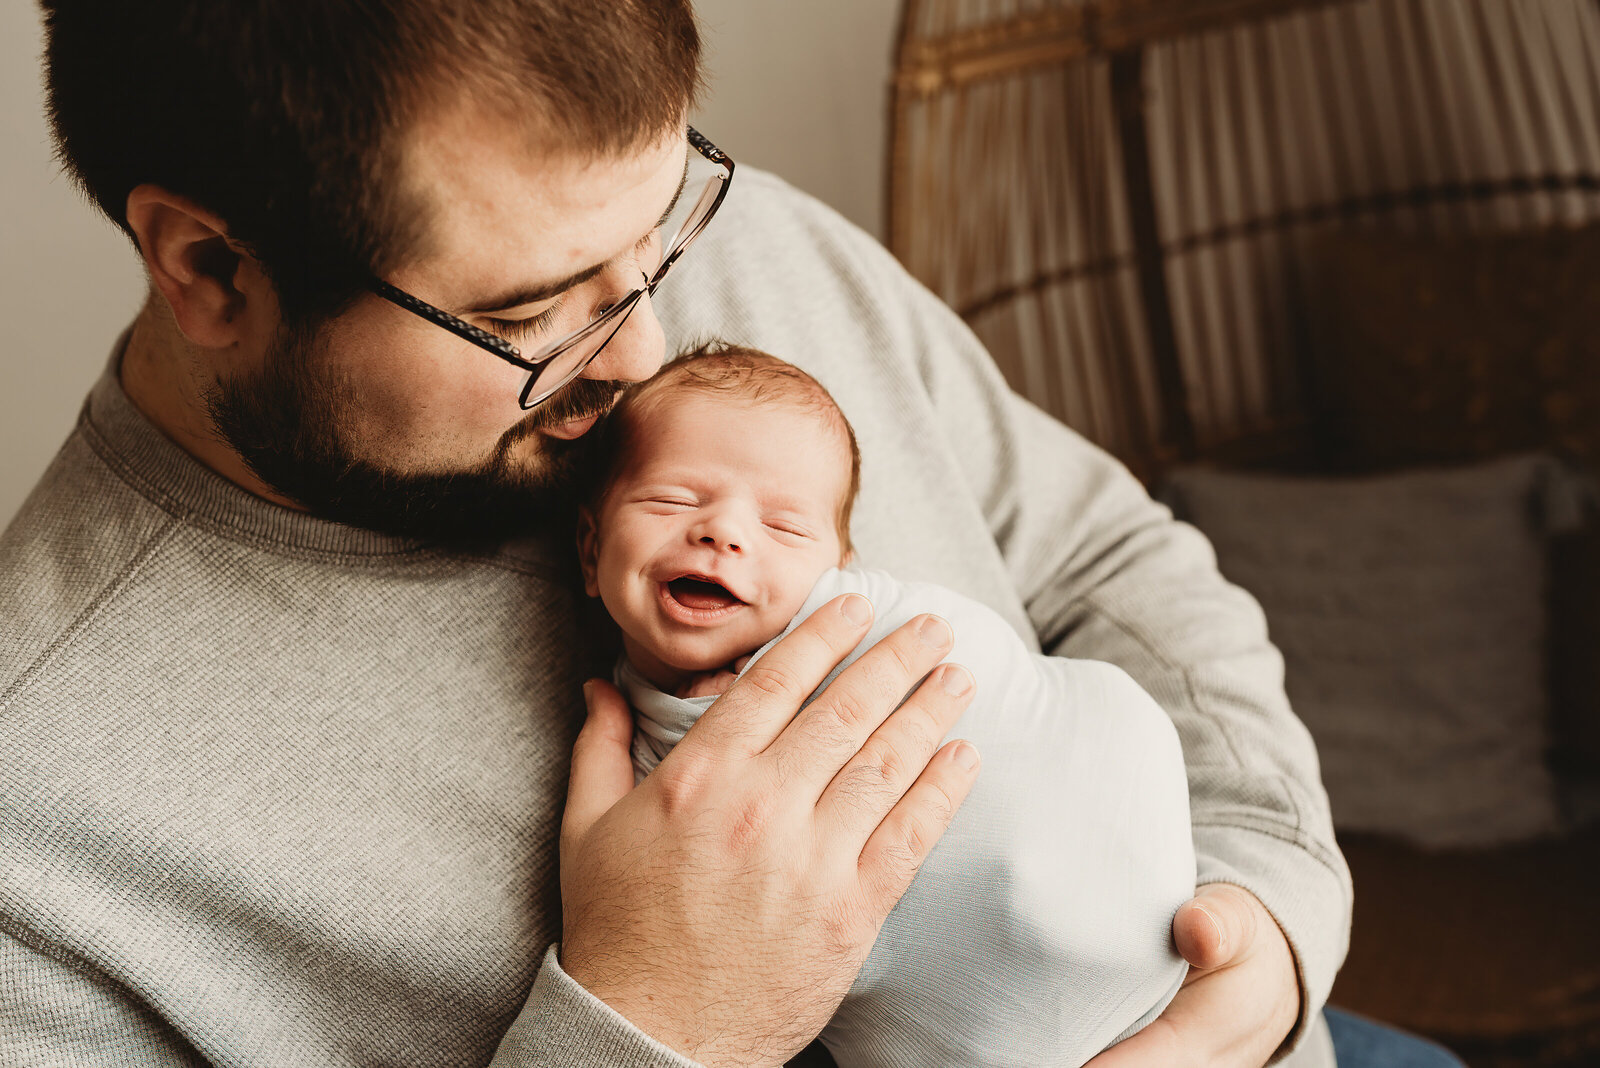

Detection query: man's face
(580, 393), (852, 693)
(210, 107), (689, 544)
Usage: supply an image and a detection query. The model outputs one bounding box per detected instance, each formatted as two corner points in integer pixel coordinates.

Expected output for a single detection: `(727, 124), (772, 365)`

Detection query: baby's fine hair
(587, 341), (862, 552)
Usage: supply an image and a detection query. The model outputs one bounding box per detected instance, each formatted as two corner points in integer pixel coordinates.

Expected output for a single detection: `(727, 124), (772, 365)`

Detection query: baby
(575, 344), (1195, 1068)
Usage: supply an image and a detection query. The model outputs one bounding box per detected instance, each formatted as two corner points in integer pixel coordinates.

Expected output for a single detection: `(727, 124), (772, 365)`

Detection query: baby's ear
(839, 546), (856, 568)
(575, 505), (601, 598)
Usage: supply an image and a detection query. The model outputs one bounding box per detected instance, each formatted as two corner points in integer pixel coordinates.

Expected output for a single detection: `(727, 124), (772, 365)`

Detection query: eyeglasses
(371, 127), (734, 410)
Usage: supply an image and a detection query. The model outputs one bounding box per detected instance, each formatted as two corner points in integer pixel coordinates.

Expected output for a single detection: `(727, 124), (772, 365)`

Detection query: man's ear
(124, 184), (263, 350)
(576, 505), (602, 598)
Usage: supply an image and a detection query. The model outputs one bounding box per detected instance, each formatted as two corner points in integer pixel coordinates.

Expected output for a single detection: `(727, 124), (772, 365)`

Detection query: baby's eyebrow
(761, 493), (823, 515)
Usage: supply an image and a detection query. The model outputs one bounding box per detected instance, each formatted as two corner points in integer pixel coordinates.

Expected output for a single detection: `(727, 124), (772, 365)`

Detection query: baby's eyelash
(486, 298), (564, 341)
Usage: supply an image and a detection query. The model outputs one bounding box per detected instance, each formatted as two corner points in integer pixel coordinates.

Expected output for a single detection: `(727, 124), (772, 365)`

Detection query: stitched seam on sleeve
(0, 916), (203, 1063)
(0, 516), (179, 714)
(1075, 589), (1253, 777)
(1191, 816), (1346, 875)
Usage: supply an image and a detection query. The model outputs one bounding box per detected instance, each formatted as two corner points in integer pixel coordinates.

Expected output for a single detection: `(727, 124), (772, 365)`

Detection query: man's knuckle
(829, 769), (875, 813)
(822, 687), (875, 732)
(864, 743), (906, 786)
(869, 654), (913, 697)
(744, 663), (800, 702)
(652, 751), (712, 816)
(922, 783), (956, 827)
(897, 816), (931, 861)
(897, 715), (937, 761)
(836, 744), (903, 798)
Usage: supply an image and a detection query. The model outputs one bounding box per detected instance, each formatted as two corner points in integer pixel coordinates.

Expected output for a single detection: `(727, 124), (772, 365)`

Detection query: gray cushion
(1161, 455), (1579, 849)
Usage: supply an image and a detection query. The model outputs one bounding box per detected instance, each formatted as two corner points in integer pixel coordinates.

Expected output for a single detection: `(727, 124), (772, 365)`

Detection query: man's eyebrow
(466, 151), (693, 316)
(470, 262), (607, 315)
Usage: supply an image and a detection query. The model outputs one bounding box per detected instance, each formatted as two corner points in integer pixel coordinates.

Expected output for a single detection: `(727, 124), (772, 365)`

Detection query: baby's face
(580, 392), (851, 692)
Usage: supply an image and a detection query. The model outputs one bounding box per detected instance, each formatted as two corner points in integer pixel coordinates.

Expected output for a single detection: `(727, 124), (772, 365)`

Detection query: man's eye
(486, 298), (564, 341)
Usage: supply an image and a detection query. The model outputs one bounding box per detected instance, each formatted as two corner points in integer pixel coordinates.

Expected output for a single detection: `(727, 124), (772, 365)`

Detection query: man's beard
(205, 320), (622, 548)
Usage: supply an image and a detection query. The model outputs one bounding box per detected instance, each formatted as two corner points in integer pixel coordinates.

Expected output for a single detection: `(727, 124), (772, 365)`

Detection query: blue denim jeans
(1326, 1007), (1468, 1068)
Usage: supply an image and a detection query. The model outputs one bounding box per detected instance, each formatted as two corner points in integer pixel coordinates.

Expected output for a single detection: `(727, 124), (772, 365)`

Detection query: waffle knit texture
(0, 168), (1348, 1067)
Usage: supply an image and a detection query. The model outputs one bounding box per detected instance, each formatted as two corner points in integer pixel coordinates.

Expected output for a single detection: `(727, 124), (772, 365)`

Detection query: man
(2, 1), (1383, 1065)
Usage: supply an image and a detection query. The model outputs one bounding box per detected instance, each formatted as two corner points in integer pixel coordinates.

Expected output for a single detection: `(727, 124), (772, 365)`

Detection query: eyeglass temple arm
(371, 280), (538, 368)
(687, 126), (730, 168)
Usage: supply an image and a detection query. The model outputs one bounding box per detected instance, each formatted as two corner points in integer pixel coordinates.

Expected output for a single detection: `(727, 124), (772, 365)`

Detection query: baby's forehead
(631, 388), (846, 451)
(611, 391), (851, 489)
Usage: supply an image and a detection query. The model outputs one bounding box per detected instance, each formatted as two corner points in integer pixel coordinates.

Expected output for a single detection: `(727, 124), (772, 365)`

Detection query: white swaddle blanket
(617, 566), (1195, 1068)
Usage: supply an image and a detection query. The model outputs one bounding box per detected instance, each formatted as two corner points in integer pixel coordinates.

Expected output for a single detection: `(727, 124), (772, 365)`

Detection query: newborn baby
(576, 344), (1195, 1068)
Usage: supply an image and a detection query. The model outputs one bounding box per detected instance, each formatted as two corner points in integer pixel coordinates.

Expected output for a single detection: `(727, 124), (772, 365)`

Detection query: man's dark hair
(38, 0), (702, 323)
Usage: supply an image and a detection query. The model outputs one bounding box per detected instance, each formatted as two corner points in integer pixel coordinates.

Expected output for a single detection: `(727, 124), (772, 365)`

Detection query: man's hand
(1086, 883), (1302, 1068)
(558, 594), (981, 1068)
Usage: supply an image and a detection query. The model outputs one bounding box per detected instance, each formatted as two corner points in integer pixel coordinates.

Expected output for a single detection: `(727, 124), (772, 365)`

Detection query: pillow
(1309, 225), (1600, 779)
(1161, 455), (1576, 850)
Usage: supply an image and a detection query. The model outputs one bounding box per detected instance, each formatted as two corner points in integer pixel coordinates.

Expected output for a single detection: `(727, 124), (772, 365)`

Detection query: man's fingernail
(940, 664), (973, 696)
(581, 680), (595, 706)
(840, 594), (872, 626)
(1195, 903), (1226, 954)
(918, 614), (953, 649)
(953, 743), (980, 770)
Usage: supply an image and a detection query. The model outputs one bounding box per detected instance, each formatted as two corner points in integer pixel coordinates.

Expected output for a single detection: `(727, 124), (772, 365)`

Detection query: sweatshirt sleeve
(489, 945), (706, 1068)
(808, 192), (1353, 1061)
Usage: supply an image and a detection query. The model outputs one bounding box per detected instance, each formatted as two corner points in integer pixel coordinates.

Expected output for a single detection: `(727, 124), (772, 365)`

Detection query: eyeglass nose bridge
(592, 267), (652, 319)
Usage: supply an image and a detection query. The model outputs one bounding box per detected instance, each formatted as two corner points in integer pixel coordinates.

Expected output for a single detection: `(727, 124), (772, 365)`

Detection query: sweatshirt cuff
(1193, 824), (1353, 1064)
(491, 944), (705, 1068)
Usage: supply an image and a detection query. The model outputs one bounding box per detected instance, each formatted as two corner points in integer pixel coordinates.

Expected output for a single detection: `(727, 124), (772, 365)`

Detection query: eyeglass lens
(519, 147), (728, 408)
(521, 299), (640, 408)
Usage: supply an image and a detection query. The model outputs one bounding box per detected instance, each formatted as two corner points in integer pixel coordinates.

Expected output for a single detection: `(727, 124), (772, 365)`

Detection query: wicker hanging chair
(884, 3), (1600, 1067)
(887, 0), (1600, 481)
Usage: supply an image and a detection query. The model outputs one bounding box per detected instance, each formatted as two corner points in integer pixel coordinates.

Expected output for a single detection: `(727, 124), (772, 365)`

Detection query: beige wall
(691, 0), (899, 238)
(0, 1), (899, 525)
(2, 5), (147, 527)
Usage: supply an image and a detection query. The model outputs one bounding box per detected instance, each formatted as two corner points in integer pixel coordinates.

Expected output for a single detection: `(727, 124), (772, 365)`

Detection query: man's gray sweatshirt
(0, 168), (1350, 1067)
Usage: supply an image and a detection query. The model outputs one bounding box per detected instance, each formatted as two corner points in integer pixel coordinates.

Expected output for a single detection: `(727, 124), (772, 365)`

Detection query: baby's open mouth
(665, 575), (746, 611)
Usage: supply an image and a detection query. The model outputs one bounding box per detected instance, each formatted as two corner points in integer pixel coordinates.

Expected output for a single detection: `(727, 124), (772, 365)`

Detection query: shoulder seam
(0, 515), (180, 713)
(0, 915), (204, 1062)
(1074, 589), (1254, 777)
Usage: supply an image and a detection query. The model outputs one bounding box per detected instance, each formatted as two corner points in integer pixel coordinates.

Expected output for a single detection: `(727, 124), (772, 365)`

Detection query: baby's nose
(697, 530), (743, 553)
(694, 514), (745, 553)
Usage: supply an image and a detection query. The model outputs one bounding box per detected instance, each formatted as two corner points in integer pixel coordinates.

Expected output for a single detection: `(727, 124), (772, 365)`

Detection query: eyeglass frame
(369, 126), (734, 409)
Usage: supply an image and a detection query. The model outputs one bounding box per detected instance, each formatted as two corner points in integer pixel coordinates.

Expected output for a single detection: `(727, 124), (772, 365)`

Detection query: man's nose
(579, 280), (665, 387)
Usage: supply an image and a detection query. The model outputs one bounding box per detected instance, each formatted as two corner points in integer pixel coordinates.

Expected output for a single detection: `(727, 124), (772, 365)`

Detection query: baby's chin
(652, 635), (760, 674)
(624, 629), (766, 693)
